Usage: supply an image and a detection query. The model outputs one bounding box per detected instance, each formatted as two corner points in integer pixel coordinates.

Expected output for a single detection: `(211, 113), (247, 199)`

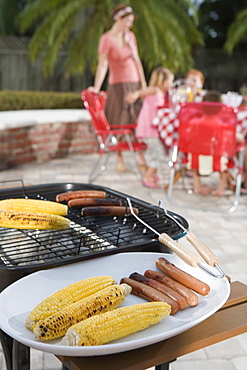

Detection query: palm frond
(18, 0), (204, 77)
(224, 8), (247, 53)
(42, 22), (72, 76)
(133, 1), (203, 73)
(18, 0), (68, 32)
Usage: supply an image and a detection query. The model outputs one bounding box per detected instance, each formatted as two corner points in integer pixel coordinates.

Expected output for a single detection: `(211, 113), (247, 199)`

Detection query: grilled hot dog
(68, 198), (122, 208)
(120, 277), (179, 315)
(56, 190), (106, 203)
(144, 270), (198, 307)
(129, 272), (187, 310)
(81, 206), (139, 217)
(156, 257), (210, 296)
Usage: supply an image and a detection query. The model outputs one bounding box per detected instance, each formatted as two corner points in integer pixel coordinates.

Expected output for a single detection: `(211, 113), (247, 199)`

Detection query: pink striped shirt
(98, 31), (140, 85)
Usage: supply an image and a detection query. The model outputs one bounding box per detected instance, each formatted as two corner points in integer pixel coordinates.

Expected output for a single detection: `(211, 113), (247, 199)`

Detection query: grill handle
(158, 233), (202, 267)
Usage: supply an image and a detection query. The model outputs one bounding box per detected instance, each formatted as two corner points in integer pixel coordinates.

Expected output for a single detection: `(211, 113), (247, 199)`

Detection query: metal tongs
(127, 198), (226, 279)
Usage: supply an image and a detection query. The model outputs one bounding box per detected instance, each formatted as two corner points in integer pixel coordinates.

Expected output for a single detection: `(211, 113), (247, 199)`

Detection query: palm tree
(224, 7), (247, 53)
(18, 0), (203, 77)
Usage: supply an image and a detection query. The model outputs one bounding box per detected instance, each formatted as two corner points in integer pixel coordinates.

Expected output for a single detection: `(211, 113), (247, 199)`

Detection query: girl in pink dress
(126, 67), (174, 188)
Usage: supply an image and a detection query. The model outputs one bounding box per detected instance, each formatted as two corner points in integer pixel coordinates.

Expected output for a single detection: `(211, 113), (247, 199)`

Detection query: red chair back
(81, 90), (146, 182)
(81, 90), (111, 133)
(178, 102), (237, 158)
(98, 91), (107, 109)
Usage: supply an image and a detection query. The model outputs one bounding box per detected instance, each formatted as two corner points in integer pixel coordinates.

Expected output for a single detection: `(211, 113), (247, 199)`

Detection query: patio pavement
(0, 151), (247, 370)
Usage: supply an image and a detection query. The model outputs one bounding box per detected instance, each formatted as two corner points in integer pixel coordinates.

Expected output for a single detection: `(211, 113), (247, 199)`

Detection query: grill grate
(0, 182), (188, 271)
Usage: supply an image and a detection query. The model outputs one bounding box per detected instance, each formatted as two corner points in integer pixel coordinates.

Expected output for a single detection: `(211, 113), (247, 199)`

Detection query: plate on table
(0, 252), (230, 356)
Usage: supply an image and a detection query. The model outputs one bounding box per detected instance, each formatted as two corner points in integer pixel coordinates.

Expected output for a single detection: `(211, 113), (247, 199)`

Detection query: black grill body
(0, 182), (188, 291)
(0, 182), (188, 370)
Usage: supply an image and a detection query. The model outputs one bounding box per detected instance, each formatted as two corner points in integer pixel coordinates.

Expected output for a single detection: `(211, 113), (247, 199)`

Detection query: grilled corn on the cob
(33, 284), (132, 340)
(26, 275), (115, 330)
(61, 301), (171, 346)
(0, 198), (68, 215)
(0, 209), (70, 230)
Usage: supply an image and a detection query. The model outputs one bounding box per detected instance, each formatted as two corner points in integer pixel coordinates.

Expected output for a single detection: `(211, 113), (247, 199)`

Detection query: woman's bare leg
(116, 151), (127, 172)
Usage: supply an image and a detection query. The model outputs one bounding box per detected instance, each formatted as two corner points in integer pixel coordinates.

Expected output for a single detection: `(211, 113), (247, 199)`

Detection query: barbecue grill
(0, 181), (188, 370)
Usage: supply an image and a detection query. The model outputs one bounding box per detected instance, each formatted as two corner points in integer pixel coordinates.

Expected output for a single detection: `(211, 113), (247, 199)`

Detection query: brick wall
(0, 119), (98, 170)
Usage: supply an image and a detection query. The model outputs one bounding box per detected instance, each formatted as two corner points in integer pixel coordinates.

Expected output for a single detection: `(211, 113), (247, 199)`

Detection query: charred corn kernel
(0, 198), (68, 216)
(0, 209), (70, 230)
(61, 301), (171, 346)
(33, 284), (132, 340)
(26, 275), (115, 330)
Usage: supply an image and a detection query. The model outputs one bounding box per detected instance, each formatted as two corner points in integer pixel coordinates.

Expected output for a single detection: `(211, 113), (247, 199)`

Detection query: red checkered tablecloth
(236, 107), (247, 133)
(152, 106), (247, 149)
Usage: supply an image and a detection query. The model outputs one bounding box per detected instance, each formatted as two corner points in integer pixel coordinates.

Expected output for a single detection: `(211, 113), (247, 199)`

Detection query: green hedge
(0, 90), (84, 111)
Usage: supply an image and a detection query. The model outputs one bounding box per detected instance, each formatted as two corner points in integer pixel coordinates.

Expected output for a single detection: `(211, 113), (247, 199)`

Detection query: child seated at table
(192, 90), (245, 196)
(125, 67), (174, 188)
(185, 69), (205, 102)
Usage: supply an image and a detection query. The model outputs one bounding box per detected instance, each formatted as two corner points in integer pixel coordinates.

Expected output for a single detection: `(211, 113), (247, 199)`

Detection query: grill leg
(62, 364), (70, 370)
(155, 359), (176, 370)
(12, 340), (30, 370)
(0, 329), (13, 370)
(0, 330), (31, 370)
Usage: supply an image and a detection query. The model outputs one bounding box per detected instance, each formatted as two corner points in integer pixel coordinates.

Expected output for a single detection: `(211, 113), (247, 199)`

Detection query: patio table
(152, 106), (247, 149)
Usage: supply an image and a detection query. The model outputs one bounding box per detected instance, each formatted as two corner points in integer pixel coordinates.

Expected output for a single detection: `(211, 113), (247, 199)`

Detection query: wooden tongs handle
(186, 232), (219, 267)
(158, 233), (202, 267)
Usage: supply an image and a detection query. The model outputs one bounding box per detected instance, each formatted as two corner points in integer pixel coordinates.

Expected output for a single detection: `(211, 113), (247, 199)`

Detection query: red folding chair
(167, 101), (245, 212)
(81, 90), (147, 182)
(98, 90), (107, 109)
